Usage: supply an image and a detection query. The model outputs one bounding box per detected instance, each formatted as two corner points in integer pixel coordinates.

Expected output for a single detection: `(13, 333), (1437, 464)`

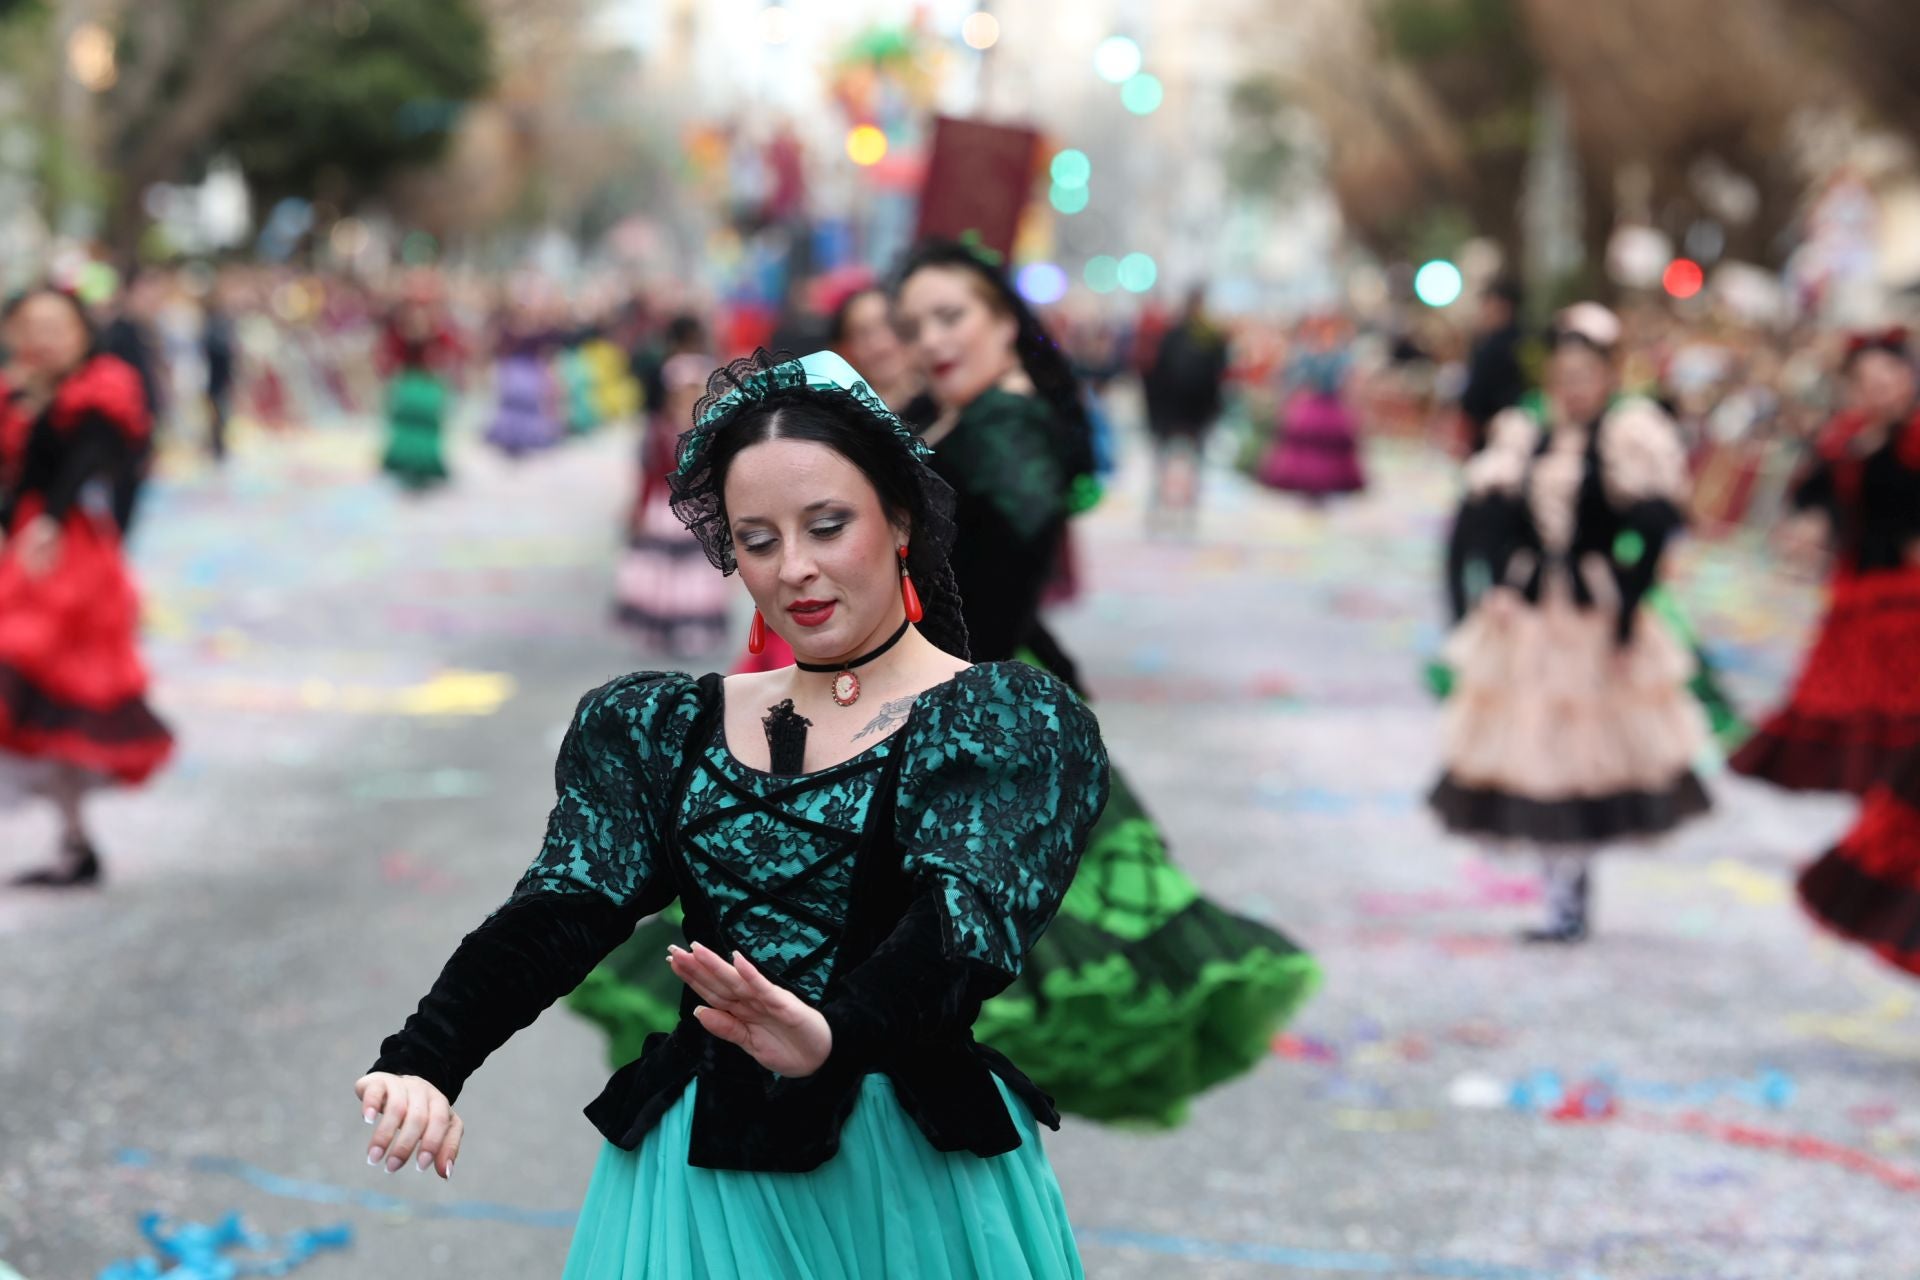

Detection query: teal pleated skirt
(563, 1075), (1083, 1279)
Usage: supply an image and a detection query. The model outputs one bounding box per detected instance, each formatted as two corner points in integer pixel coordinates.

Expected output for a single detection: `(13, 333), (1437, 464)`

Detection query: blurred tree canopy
(1225, 76), (1299, 198)
(216, 0), (493, 210)
(77, 0), (492, 253)
(1782, 0), (1920, 139)
(1284, 0), (1847, 289)
(1377, 0), (1535, 256)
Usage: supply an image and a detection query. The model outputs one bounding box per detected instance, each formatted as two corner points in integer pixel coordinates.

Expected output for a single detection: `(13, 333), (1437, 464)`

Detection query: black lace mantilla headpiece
(668, 348), (958, 577)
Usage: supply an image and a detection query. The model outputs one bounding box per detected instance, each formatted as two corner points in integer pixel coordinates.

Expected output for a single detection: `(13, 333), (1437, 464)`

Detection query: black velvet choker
(794, 618), (911, 707)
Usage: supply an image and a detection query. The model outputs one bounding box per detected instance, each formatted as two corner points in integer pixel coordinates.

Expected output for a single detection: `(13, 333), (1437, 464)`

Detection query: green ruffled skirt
(381, 369), (450, 489)
(568, 760), (1322, 1129)
(562, 1075), (1082, 1279)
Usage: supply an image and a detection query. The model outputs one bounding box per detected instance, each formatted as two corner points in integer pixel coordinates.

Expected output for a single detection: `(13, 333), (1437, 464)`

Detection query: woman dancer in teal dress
(357, 349), (1109, 1278)
(572, 245), (1322, 1128)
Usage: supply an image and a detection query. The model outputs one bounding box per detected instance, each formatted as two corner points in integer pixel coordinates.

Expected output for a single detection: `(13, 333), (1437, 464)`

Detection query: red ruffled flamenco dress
(1730, 408), (1920, 794)
(0, 355), (172, 794)
(1799, 752), (1920, 977)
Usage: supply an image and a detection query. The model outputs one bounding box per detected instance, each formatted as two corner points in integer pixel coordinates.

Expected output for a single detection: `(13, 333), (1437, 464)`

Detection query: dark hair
(687, 386), (970, 660)
(1843, 327), (1911, 374)
(893, 240), (1095, 484)
(2, 284), (101, 358)
(665, 312), (707, 352)
(828, 287), (886, 347)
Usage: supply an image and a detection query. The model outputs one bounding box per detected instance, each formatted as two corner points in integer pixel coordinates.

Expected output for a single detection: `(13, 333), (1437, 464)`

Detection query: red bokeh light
(1662, 259), (1704, 300)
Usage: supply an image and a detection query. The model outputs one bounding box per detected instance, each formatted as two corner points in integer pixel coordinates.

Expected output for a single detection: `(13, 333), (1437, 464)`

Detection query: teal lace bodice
(518, 661), (1109, 1001)
(674, 737), (893, 1001)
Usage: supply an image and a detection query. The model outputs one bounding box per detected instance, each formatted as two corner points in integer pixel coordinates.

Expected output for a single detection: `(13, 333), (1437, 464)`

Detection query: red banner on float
(913, 115), (1040, 260)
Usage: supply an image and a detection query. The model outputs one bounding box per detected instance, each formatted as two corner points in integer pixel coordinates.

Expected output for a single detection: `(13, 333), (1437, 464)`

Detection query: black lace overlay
(516, 672), (707, 906)
(760, 698), (812, 775)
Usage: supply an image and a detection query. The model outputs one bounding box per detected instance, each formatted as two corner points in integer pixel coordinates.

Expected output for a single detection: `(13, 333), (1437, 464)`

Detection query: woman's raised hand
(355, 1071), (461, 1179)
(668, 942), (832, 1078)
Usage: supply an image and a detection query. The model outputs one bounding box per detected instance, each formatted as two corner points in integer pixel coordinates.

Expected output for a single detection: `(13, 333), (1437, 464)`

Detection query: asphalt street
(2, 410), (1911, 1280)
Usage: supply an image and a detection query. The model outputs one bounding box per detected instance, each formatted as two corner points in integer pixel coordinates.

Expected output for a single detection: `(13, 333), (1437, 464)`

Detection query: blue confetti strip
(1505, 1068), (1795, 1115)
(98, 1213), (350, 1280)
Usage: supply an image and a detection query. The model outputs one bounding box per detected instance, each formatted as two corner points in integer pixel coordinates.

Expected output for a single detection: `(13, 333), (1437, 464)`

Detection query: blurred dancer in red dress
(0, 287), (172, 885)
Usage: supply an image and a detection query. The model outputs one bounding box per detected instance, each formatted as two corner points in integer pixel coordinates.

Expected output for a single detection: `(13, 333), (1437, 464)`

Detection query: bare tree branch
(104, 0), (311, 252)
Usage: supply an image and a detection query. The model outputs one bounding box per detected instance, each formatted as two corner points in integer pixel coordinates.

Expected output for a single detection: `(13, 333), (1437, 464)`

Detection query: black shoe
(1521, 919), (1589, 945)
(1523, 865), (1590, 944)
(11, 841), (102, 888)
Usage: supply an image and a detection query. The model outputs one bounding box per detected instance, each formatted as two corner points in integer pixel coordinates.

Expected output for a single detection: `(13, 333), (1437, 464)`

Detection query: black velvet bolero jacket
(371, 663), (1110, 1172)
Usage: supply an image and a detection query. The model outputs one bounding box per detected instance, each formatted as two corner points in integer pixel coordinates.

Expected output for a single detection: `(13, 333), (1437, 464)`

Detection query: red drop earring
(898, 546), (924, 624)
(747, 608), (767, 655)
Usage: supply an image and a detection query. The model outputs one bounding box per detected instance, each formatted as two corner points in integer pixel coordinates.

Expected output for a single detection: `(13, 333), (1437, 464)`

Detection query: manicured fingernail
(364, 1108), (377, 1125)
(385, 1155), (404, 1173)
(367, 1146), (385, 1166)
(731, 950), (741, 963)
(417, 1150), (433, 1171)
(445, 1162), (454, 1180)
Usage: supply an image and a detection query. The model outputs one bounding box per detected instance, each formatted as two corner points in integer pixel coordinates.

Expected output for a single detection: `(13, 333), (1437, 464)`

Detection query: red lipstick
(787, 599), (836, 627)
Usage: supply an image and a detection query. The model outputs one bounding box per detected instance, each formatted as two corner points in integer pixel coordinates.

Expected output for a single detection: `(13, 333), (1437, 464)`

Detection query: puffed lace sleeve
(817, 665), (1109, 1069)
(370, 673), (706, 1099)
(1599, 399), (1690, 643)
(1600, 396), (1689, 509)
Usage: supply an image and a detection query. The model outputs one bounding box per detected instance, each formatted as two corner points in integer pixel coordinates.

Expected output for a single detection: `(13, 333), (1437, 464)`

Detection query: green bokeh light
(1121, 73), (1164, 115)
(1118, 252), (1158, 292)
(1085, 255), (1121, 293)
(1050, 149), (1091, 189)
(1050, 183), (1090, 215)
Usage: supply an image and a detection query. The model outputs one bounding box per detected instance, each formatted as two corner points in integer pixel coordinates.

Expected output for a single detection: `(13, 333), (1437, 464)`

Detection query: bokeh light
(1663, 258), (1705, 300)
(1413, 259), (1464, 308)
(1050, 149), (1091, 189)
(1121, 74), (1164, 116)
(1084, 255), (1121, 294)
(1016, 262), (1070, 306)
(760, 5), (793, 45)
(1118, 252), (1158, 293)
(1093, 36), (1142, 84)
(330, 217), (371, 260)
(75, 260), (119, 306)
(961, 12), (1000, 50)
(1049, 184), (1090, 215)
(67, 21), (117, 92)
(846, 125), (889, 167)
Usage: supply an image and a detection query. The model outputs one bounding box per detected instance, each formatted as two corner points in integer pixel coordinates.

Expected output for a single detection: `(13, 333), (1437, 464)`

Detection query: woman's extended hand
(15, 515), (59, 579)
(668, 942), (832, 1077)
(355, 1072), (461, 1179)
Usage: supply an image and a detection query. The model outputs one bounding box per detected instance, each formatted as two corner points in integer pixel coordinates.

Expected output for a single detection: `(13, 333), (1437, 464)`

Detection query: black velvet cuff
(1447, 492), (1529, 622)
(371, 890), (635, 1102)
(1612, 500), (1683, 646)
(819, 893), (1007, 1074)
